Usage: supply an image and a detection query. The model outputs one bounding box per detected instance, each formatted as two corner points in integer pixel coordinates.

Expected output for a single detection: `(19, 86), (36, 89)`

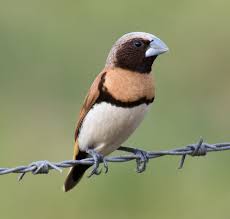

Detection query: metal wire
(0, 138), (229, 181)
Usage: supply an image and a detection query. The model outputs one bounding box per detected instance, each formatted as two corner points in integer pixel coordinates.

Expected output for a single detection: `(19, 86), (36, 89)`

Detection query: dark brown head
(106, 32), (168, 73)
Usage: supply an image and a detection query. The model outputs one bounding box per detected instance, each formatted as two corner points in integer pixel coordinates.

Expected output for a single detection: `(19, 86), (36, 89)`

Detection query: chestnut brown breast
(103, 68), (155, 103)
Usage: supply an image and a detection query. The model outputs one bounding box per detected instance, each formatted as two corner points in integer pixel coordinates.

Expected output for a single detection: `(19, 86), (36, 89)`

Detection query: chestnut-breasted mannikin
(64, 32), (168, 192)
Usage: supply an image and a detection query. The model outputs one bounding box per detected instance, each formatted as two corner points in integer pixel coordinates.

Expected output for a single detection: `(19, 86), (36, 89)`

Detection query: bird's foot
(118, 146), (149, 173)
(86, 149), (108, 177)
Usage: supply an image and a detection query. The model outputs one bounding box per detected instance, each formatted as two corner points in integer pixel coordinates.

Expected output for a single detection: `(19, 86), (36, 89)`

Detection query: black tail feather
(64, 151), (90, 192)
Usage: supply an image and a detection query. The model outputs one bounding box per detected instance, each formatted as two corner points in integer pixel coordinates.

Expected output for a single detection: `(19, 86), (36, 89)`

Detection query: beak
(145, 37), (169, 58)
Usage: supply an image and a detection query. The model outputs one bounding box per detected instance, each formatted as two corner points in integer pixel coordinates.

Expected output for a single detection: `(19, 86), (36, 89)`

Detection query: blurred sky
(0, 0), (229, 219)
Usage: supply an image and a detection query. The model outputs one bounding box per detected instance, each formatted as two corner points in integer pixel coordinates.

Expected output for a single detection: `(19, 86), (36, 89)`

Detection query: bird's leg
(86, 149), (108, 177)
(117, 146), (149, 173)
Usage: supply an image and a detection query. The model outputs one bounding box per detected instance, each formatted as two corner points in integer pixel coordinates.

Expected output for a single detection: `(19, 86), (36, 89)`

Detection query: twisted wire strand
(0, 138), (229, 181)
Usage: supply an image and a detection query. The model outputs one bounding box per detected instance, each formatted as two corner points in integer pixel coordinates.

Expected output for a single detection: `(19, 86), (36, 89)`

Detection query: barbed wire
(0, 138), (229, 181)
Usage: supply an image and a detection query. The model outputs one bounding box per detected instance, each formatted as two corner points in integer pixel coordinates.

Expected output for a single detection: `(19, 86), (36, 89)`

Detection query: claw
(86, 149), (108, 177)
(88, 167), (102, 177)
(118, 146), (149, 173)
(135, 149), (149, 173)
(103, 158), (109, 174)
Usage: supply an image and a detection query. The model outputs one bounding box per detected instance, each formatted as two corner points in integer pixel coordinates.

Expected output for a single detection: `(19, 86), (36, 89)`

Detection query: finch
(64, 32), (168, 192)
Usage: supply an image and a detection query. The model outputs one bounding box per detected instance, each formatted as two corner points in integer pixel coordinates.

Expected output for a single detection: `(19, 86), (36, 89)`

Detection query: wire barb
(0, 139), (229, 180)
(178, 137), (206, 169)
(18, 160), (62, 181)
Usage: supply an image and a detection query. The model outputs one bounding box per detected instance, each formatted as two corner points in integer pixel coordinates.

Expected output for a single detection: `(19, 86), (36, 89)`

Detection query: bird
(64, 32), (168, 192)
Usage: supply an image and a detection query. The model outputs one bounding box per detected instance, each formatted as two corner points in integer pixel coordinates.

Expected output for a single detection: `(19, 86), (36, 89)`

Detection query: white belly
(78, 102), (149, 155)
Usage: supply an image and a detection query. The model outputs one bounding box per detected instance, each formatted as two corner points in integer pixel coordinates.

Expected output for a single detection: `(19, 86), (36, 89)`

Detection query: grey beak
(145, 37), (169, 58)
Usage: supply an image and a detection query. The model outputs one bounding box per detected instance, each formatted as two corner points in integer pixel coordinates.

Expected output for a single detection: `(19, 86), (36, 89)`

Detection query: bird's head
(106, 32), (169, 73)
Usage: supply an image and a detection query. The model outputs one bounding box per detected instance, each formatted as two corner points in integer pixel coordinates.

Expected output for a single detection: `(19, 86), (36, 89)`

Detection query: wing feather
(74, 71), (106, 143)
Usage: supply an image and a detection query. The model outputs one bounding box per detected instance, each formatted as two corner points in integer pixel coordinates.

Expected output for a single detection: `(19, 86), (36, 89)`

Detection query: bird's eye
(133, 41), (142, 48)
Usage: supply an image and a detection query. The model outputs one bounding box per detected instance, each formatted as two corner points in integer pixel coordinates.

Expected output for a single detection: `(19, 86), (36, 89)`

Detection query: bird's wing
(74, 71), (106, 144)
(64, 71), (106, 192)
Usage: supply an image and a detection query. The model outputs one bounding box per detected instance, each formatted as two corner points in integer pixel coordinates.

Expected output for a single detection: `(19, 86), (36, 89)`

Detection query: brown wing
(64, 70), (106, 193)
(74, 71), (106, 142)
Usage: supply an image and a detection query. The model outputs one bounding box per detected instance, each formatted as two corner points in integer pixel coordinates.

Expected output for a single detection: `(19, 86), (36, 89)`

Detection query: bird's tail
(63, 143), (90, 192)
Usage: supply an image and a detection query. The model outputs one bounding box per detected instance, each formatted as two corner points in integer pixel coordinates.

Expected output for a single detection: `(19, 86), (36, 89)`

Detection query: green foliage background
(0, 0), (229, 218)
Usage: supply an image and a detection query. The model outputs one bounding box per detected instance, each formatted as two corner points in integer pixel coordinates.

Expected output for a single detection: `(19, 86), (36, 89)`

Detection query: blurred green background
(0, 0), (229, 218)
